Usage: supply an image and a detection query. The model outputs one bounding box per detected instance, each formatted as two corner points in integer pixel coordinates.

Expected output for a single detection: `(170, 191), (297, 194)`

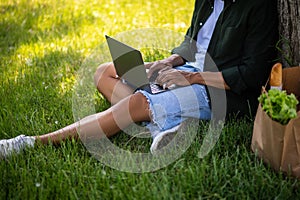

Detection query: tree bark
(277, 0), (300, 67)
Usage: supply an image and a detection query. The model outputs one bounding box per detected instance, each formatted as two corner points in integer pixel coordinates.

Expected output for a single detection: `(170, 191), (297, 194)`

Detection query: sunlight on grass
(58, 75), (76, 94)
(1, 0), (193, 92)
(1, 0), (299, 199)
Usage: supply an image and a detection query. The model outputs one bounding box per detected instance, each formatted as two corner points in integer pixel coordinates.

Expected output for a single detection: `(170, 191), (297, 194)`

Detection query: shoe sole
(150, 124), (181, 154)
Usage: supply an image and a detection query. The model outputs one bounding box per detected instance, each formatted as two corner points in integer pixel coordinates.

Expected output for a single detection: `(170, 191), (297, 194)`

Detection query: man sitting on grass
(0, 0), (278, 158)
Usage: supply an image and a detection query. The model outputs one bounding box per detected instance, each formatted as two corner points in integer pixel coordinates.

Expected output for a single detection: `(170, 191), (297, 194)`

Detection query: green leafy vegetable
(258, 89), (299, 125)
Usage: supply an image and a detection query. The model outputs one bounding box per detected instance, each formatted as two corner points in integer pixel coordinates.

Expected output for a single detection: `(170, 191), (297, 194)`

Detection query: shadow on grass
(0, 2), (100, 56)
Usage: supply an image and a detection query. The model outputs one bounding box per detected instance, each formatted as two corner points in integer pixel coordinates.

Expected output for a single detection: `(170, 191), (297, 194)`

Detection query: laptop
(105, 35), (165, 94)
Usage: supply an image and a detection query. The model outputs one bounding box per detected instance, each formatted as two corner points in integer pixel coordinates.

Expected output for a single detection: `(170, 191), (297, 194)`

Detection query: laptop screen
(106, 35), (150, 92)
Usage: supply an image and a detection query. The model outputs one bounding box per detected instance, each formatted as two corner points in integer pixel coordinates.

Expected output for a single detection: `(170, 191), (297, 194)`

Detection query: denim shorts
(137, 64), (211, 136)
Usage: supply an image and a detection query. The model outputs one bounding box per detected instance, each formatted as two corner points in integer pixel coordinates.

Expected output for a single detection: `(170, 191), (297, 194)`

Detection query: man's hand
(155, 68), (195, 89)
(146, 61), (173, 81)
(145, 54), (185, 81)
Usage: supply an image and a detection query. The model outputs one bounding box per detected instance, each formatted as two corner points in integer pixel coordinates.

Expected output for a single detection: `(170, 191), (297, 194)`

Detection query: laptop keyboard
(150, 83), (165, 94)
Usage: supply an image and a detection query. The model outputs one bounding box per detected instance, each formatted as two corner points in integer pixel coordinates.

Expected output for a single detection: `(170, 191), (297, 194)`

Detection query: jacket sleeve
(171, 29), (196, 62)
(222, 0), (278, 95)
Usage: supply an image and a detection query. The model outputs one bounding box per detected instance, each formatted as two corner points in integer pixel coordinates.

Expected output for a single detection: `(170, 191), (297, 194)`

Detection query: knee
(93, 62), (113, 87)
(129, 93), (150, 121)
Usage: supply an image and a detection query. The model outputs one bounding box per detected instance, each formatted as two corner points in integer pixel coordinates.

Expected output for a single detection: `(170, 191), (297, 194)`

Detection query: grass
(0, 0), (299, 199)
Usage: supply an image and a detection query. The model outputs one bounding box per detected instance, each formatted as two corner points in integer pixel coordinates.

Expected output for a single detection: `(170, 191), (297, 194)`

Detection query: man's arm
(220, 0), (278, 95)
(155, 69), (230, 90)
(191, 71), (230, 90)
(160, 54), (185, 67)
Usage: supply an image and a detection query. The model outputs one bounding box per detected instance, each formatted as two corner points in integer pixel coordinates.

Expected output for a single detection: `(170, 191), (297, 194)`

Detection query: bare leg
(94, 62), (134, 104)
(36, 62), (148, 145)
(0, 64), (151, 158)
(36, 93), (150, 145)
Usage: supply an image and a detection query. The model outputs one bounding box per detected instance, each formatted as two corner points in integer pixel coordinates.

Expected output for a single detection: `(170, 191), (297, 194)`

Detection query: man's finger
(144, 62), (153, 69)
(147, 62), (164, 78)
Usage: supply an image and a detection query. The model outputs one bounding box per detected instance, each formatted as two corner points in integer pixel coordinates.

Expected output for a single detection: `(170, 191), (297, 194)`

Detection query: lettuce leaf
(258, 89), (299, 125)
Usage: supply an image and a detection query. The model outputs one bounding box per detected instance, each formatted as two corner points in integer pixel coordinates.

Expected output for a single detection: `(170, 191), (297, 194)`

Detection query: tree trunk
(277, 0), (300, 67)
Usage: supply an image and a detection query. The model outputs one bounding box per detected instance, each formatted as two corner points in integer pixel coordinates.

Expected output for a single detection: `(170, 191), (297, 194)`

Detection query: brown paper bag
(281, 113), (300, 177)
(251, 104), (285, 171)
(251, 66), (300, 178)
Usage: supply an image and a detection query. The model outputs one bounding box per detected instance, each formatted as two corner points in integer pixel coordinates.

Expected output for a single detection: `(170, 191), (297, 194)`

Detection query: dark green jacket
(172, 0), (278, 118)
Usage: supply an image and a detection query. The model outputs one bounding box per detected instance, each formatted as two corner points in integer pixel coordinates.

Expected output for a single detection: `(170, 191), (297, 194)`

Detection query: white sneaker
(0, 135), (35, 159)
(150, 124), (181, 154)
